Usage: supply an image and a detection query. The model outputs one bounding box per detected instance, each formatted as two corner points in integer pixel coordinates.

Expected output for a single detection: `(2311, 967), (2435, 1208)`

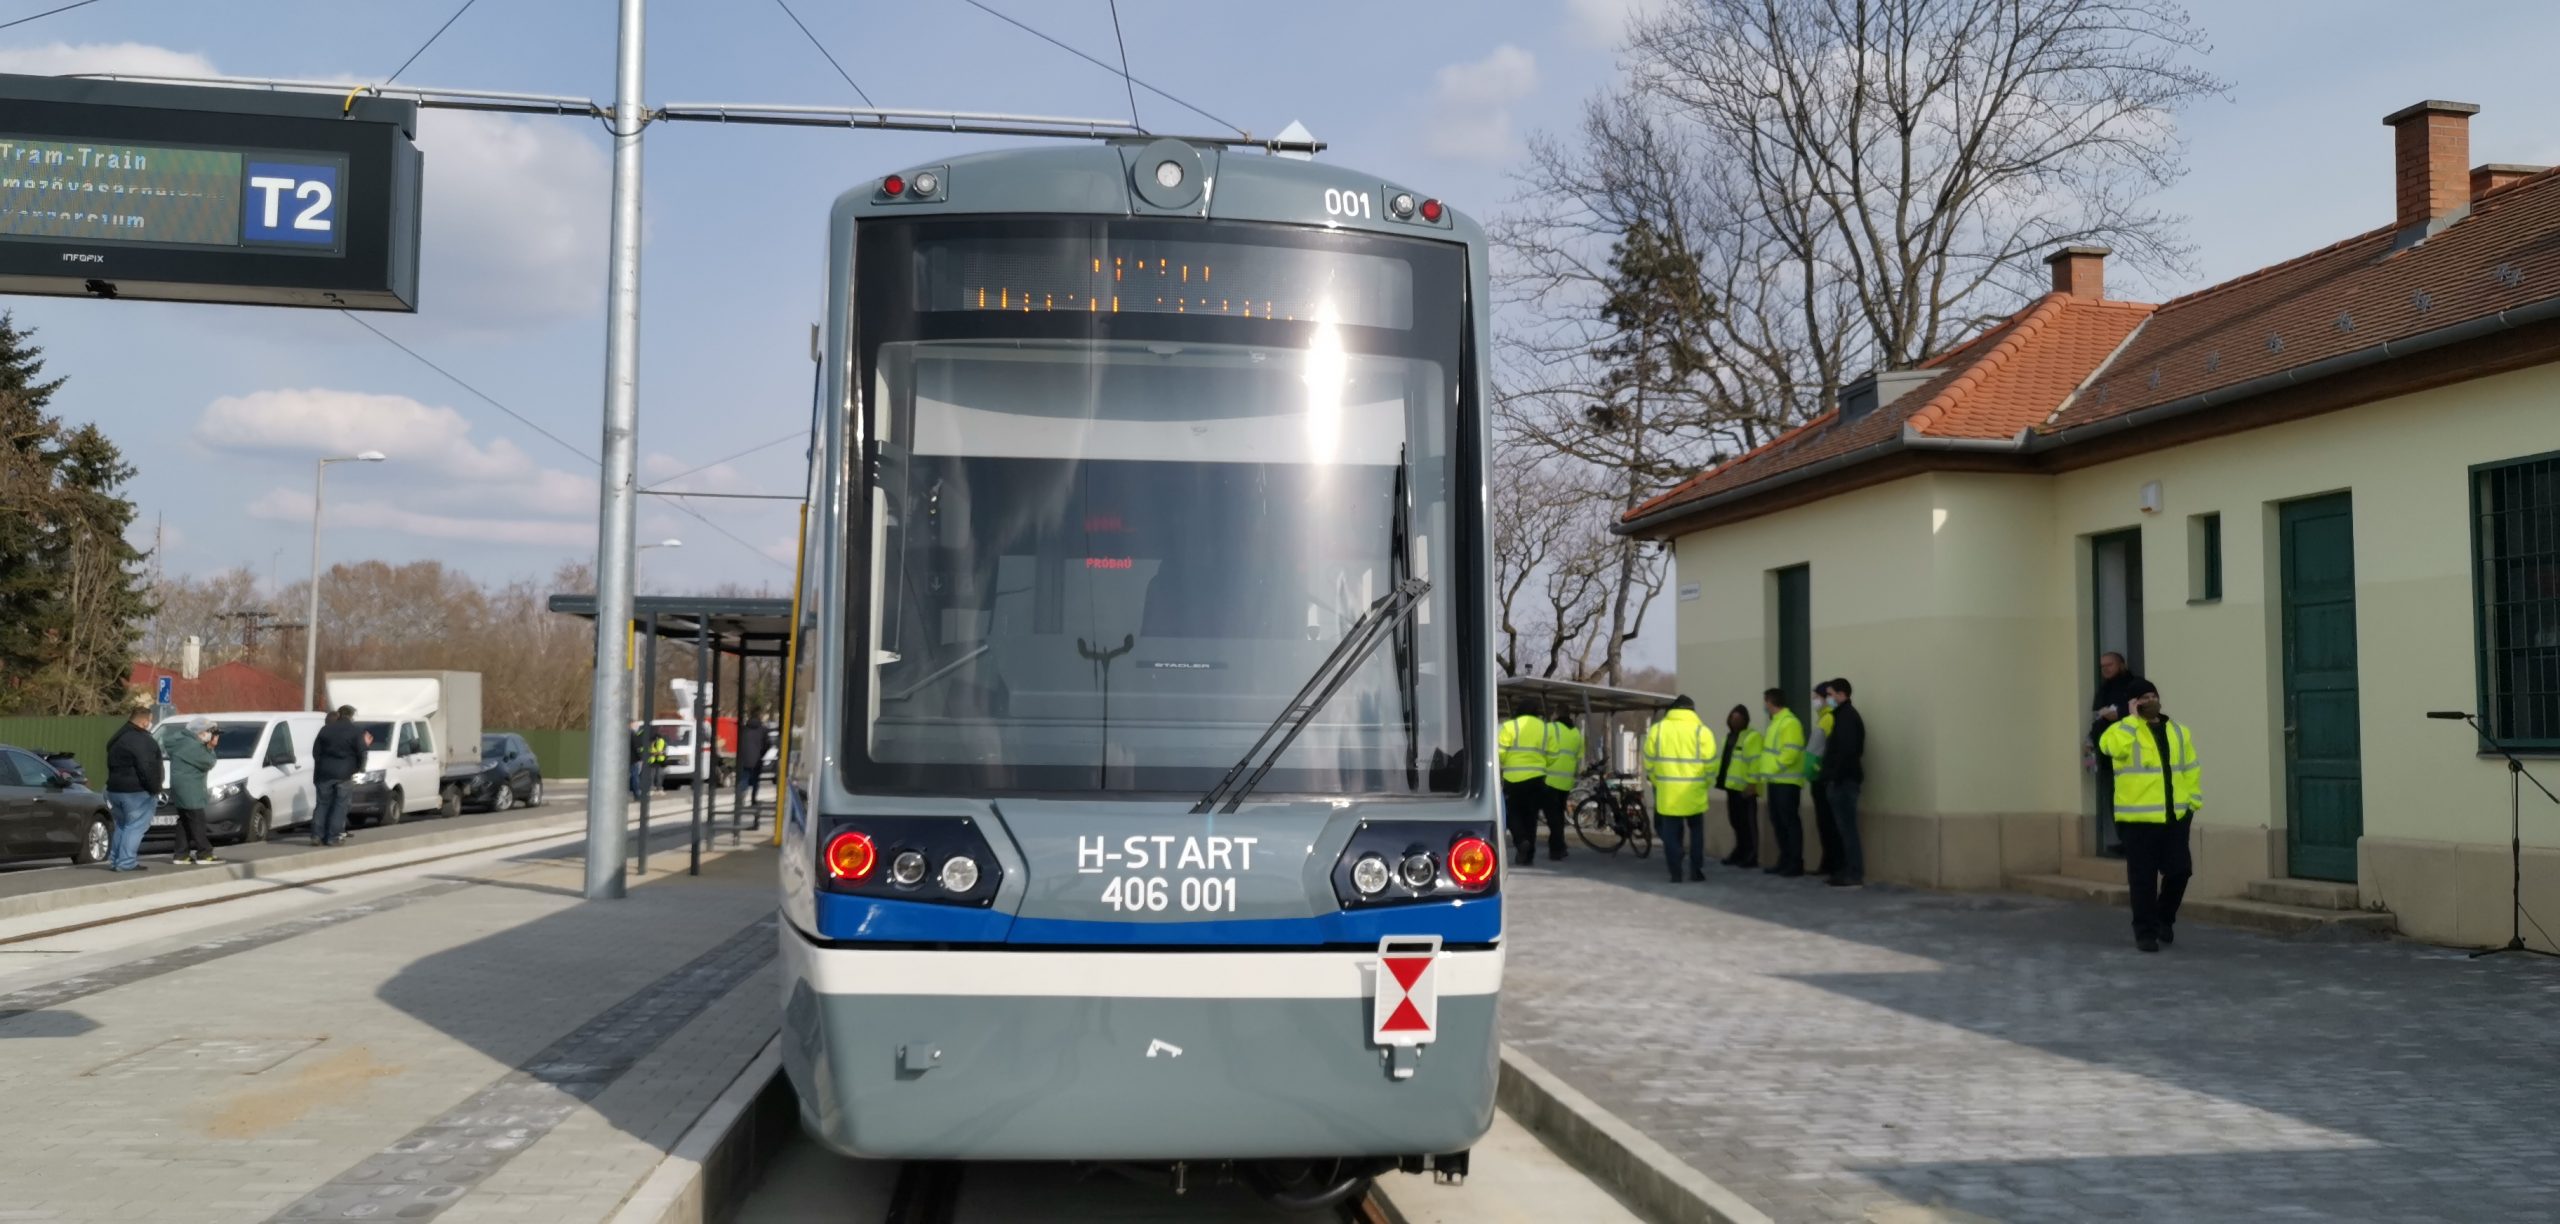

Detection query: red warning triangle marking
(1380, 997), (1430, 1032)
(1384, 956), (1431, 992)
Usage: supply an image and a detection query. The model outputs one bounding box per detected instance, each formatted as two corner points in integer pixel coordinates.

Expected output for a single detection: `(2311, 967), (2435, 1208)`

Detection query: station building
(1620, 100), (2560, 950)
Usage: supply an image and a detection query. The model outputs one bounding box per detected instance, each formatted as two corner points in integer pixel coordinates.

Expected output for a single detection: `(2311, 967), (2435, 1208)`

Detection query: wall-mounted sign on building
(0, 74), (421, 311)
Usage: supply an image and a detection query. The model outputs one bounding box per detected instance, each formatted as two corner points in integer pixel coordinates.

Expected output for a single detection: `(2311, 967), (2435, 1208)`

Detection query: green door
(1775, 565), (1810, 704)
(2280, 494), (2363, 881)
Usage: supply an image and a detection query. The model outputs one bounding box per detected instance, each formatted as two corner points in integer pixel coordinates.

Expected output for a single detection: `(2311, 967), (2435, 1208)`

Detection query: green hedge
(497, 728), (592, 781)
(0, 715), (127, 784)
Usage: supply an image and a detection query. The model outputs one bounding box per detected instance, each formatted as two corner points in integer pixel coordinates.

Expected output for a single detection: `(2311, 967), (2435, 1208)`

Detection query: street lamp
(302, 451), (389, 710)
(637, 537), (682, 593)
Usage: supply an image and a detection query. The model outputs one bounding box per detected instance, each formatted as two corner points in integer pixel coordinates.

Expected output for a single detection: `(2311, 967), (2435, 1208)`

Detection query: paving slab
(0, 827), (778, 1224)
(1500, 847), (2560, 1223)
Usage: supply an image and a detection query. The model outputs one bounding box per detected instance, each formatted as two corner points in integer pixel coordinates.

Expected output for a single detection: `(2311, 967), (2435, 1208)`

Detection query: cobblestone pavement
(1499, 849), (2560, 1223)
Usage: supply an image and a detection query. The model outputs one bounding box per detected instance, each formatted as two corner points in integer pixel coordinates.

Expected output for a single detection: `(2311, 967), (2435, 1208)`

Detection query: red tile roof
(1626, 165), (2560, 531)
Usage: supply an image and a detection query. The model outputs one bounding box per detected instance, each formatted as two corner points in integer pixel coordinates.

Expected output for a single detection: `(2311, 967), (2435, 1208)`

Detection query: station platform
(0, 800), (777, 1224)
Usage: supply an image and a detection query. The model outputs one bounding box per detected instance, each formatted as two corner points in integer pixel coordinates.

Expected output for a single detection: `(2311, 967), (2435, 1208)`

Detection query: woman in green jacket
(157, 716), (223, 865)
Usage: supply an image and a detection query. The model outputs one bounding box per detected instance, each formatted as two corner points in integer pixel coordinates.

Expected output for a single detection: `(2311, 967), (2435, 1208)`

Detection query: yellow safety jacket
(2099, 714), (2202, 822)
(1759, 708), (1807, 788)
(1543, 722), (1585, 791)
(1641, 709), (1716, 817)
(644, 735), (669, 766)
(1497, 714), (1553, 785)
(1715, 728), (1764, 795)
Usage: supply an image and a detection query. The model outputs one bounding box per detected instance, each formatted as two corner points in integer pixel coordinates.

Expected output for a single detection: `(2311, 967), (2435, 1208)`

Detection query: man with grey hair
(157, 715), (223, 864)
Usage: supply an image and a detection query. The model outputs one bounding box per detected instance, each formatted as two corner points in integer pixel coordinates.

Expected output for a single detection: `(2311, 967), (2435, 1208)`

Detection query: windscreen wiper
(1192, 576), (1432, 815)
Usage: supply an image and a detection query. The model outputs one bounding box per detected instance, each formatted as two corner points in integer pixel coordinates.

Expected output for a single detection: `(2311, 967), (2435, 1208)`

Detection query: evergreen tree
(0, 313), (150, 714)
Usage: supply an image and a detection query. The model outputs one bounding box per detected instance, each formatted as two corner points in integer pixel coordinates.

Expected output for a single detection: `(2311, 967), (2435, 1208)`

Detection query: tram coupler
(1429, 1150), (1469, 1185)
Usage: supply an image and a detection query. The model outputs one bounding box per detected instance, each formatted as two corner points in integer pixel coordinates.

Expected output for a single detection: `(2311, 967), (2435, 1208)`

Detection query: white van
(164, 712), (329, 842)
(345, 716), (448, 824)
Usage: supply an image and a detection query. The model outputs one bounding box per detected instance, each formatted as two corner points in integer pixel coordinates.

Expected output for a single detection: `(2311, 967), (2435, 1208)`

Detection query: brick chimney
(2472, 163), (2547, 200)
(2046, 246), (2108, 300)
(2384, 100), (2480, 237)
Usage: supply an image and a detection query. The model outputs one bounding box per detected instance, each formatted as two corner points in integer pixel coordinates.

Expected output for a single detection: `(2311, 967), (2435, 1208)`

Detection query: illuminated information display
(0, 135), (345, 252)
(918, 236), (1414, 329)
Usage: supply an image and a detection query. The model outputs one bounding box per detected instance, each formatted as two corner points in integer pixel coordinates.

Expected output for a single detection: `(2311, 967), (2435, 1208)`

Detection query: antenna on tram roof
(1271, 120), (1316, 160)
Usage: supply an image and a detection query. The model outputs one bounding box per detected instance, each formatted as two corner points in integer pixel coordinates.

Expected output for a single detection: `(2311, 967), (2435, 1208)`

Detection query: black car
(0, 743), (114, 865)
(460, 733), (545, 812)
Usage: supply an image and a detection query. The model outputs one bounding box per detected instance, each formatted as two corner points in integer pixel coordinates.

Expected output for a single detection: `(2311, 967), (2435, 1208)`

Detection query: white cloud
(414, 110), (608, 326)
(0, 41), (219, 78)
(1422, 46), (1539, 164)
(1563, 0), (1669, 48)
(248, 487), (594, 548)
(196, 388), (537, 481)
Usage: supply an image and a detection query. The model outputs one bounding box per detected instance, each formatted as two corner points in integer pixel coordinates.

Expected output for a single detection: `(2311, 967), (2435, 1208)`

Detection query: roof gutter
(1618, 292), (2560, 537)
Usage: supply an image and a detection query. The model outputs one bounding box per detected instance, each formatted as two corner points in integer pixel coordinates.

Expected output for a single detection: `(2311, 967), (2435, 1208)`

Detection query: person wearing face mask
(1713, 705), (1762, 868)
(1757, 689), (1808, 877)
(1822, 678), (1866, 888)
(2097, 683), (2201, 951)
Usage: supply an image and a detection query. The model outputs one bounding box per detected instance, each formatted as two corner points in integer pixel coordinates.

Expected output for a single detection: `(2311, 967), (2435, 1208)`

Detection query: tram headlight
(1399, 851), (1438, 890)
(1448, 836), (1497, 890)
(1351, 853), (1392, 896)
(889, 849), (929, 887)
(939, 854), (981, 893)
(910, 170), (939, 197)
(1154, 159), (1185, 189)
(824, 830), (877, 881)
(1389, 191), (1416, 219)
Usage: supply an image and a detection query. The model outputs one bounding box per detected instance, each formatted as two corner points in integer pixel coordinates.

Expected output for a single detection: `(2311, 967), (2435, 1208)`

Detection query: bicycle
(1569, 762), (1653, 858)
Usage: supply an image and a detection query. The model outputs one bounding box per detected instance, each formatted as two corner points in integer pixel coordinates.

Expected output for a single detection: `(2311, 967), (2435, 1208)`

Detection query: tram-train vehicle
(777, 134), (1499, 1208)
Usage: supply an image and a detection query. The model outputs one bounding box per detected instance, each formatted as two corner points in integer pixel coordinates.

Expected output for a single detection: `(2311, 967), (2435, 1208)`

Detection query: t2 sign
(243, 161), (339, 247)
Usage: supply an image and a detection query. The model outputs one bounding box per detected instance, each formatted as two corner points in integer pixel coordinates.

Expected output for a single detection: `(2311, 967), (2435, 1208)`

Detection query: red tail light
(825, 830), (878, 881)
(1418, 198), (1443, 223)
(1447, 835), (1496, 889)
(882, 173), (906, 197)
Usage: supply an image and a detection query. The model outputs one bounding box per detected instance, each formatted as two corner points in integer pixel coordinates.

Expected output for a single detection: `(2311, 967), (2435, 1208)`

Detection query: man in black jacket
(735, 712), (771, 819)
(1823, 678), (1868, 888)
(311, 706), (369, 847)
(2089, 652), (2149, 845)
(102, 698), (164, 872)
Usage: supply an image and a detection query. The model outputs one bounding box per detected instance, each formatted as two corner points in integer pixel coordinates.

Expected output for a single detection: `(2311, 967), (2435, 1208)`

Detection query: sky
(8, 0), (2560, 645)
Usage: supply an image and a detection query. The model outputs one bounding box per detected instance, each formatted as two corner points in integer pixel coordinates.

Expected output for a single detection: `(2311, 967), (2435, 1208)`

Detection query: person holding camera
(2097, 683), (2202, 951)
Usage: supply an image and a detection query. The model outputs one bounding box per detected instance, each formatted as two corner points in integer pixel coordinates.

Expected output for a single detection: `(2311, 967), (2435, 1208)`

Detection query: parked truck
(325, 671), (484, 824)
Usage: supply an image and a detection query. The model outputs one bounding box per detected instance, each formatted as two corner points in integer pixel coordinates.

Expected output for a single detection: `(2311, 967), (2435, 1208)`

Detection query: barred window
(2474, 455), (2560, 747)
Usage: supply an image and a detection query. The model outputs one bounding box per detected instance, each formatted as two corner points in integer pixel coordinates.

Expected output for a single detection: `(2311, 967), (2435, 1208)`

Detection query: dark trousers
(1502, 779), (1547, 861)
(737, 762), (764, 809)
(174, 806), (214, 857)
(2120, 816), (2194, 937)
(1828, 779), (1865, 882)
(1720, 791), (1758, 864)
(1659, 815), (1703, 879)
(1809, 780), (1842, 874)
(1539, 787), (1570, 856)
(1765, 784), (1804, 873)
(313, 779), (353, 845)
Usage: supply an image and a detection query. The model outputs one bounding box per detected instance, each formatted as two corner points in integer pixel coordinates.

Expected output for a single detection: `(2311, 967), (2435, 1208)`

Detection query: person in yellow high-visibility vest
(1497, 705), (1556, 867)
(2098, 683), (2202, 952)
(1712, 704), (1763, 869)
(1757, 689), (1809, 877)
(1642, 696), (1716, 882)
(1540, 708), (1586, 864)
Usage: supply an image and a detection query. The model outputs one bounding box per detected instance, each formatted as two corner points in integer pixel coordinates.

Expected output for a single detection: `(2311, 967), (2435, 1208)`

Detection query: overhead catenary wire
(959, 0), (1245, 137)
(644, 429), (805, 490)
(0, 0), (104, 35)
(769, 0), (874, 108)
(334, 311), (793, 571)
(1105, 0), (1141, 132)
(383, 0), (482, 86)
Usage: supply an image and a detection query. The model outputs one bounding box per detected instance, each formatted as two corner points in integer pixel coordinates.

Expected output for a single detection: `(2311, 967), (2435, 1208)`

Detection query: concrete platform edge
(1495, 1044), (1773, 1224)
(0, 808), (595, 922)
(611, 1036), (792, 1224)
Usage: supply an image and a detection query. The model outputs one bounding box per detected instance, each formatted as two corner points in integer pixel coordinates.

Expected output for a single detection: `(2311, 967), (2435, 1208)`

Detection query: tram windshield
(849, 217), (1474, 796)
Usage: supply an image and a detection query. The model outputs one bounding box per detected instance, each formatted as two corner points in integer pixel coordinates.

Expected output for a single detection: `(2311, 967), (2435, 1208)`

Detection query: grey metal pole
(581, 0), (649, 901)
(638, 611), (658, 875)
(689, 626), (707, 876)
(302, 458), (327, 711)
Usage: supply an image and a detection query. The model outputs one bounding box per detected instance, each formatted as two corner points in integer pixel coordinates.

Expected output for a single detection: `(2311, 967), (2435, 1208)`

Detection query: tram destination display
(0, 74), (420, 311)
